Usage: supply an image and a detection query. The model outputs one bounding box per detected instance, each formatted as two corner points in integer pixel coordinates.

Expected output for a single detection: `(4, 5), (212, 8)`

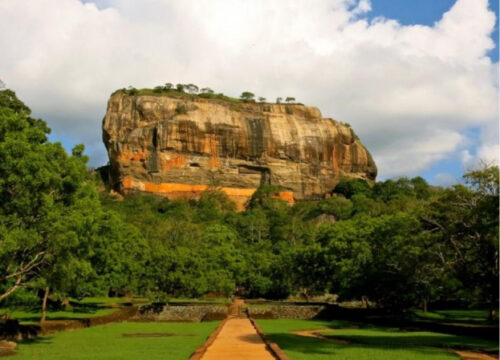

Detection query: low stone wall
(247, 305), (326, 319)
(40, 306), (138, 334)
(134, 303), (228, 322)
(1, 306), (138, 340)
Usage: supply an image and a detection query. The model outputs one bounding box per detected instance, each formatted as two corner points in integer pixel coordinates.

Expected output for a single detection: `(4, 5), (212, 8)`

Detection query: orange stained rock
(201, 318), (276, 360)
(122, 177), (133, 189)
(164, 155), (186, 169)
(122, 177), (257, 210)
(205, 134), (220, 169)
(123, 177), (256, 196)
(143, 182), (208, 194)
(209, 156), (220, 168)
(119, 150), (146, 163)
(276, 191), (294, 204)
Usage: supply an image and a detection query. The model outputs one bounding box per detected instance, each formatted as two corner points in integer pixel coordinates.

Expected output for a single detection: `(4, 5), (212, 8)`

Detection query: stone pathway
(200, 299), (276, 360)
(454, 351), (499, 360)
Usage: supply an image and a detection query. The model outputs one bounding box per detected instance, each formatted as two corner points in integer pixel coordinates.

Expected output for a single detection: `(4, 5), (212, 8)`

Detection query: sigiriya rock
(102, 91), (377, 209)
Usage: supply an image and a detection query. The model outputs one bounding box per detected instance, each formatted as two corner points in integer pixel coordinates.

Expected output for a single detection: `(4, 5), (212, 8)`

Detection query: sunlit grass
(13, 321), (219, 360)
(257, 319), (498, 360)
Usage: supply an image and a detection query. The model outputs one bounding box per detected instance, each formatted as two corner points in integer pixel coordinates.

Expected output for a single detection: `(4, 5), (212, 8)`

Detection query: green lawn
(257, 319), (499, 360)
(0, 307), (117, 323)
(412, 309), (492, 324)
(13, 321), (219, 360)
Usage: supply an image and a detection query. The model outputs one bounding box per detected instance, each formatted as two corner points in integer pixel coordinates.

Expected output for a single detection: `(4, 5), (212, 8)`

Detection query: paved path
(201, 300), (276, 360)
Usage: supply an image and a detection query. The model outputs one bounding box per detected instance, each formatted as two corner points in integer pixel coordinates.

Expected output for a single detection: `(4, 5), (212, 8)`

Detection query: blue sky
(368, 0), (498, 184)
(2, 0), (498, 186)
(368, 0), (499, 62)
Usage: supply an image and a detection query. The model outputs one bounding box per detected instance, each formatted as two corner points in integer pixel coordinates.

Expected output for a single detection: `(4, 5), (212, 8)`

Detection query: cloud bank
(0, 0), (497, 178)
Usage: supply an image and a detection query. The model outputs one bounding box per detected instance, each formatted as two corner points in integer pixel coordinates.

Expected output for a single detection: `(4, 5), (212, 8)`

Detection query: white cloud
(0, 0), (497, 177)
(462, 143), (500, 170)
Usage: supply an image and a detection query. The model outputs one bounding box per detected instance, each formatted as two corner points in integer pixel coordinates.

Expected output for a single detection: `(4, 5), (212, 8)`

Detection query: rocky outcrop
(102, 92), (376, 209)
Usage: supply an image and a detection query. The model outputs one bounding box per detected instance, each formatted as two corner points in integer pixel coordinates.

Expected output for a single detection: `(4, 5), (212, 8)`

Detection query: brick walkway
(200, 299), (276, 360)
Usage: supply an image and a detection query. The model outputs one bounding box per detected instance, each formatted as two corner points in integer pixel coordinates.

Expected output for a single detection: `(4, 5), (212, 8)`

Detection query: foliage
(240, 91), (255, 101)
(1, 88), (498, 317)
(0, 90), (146, 309)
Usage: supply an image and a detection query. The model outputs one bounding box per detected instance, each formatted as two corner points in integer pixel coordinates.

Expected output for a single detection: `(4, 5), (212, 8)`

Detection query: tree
(0, 89), (103, 305)
(334, 178), (372, 199)
(176, 83), (185, 92)
(184, 84), (199, 94)
(258, 97), (266, 103)
(164, 83), (173, 90)
(200, 87), (214, 94)
(314, 213), (425, 310)
(153, 86), (164, 93)
(285, 97), (295, 103)
(421, 165), (499, 319)
(318, 197), (353, 220)
(240, 92), (255, 101)
(276, 97), (282, 104)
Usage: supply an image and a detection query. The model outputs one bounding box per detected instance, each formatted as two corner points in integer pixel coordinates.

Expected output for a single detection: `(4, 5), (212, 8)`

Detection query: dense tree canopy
(0, 89), (498, 320)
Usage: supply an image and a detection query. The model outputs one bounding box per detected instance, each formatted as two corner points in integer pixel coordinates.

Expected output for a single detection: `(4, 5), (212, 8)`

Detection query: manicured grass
(257, 319), (499, 360)
(322, 327), (498, 352)
(13, 321), (219, 360)
(412, 309), (491, 324)
(0, 307), (117, 324)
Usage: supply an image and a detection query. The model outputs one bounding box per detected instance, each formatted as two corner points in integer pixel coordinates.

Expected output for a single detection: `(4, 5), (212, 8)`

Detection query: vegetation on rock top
(112, 82), (300, 105)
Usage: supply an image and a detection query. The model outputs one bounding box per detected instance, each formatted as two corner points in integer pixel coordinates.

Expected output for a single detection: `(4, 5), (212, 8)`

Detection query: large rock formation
(102, 91), (376, 209)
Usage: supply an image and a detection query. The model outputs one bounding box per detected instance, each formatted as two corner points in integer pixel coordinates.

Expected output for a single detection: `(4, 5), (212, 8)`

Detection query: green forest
(0, 88), (498, 319)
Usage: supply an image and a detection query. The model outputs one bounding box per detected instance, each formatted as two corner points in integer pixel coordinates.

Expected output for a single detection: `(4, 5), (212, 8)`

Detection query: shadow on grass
(413, 310), (492, 325)
(18, 335), (54, 346)
(267, 333), (457, 357)
(11, 303), (111, 323)
(325, 334), (498, 352)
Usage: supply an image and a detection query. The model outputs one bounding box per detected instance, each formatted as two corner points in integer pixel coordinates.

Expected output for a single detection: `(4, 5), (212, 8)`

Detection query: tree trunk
(0, 275), (22, 302)
(489, 307), (498, 321)
(40, 287), (49, 323)
(362, 296), (370, 309)
(423, 298), (428, 313)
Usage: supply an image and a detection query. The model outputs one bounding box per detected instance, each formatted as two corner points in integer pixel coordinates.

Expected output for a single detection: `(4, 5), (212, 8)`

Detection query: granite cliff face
(102, 92), (377, 209)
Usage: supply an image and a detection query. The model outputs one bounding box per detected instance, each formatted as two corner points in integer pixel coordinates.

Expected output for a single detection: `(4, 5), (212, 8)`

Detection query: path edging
(188, 317), (229, 360)
(248, 315), (291, 360)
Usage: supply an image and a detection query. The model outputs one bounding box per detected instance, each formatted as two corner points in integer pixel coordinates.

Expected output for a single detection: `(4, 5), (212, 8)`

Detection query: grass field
(0, 308), (117, 323)
(257, 319), (499, 360)
(12, 321), (219, 360)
